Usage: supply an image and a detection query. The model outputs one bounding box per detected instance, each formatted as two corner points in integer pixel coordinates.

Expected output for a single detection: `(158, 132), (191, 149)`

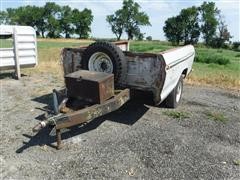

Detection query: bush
(146, 36), (152, 41)
(232, 42), (240, 51)
(91, 37), (117, 42)
(195, 54), (230, 65)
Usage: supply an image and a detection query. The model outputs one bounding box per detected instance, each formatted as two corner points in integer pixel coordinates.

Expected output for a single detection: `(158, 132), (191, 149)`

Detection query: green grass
(130, 41), (173, 53)
(189, 47), (240, 89)
(163, 111), (190, 120)
(205, 111), (228, 123)
(233, 160), (240, 166)
(0, 39), (13, 48)
(37, 41), (89, 49)
(195, 53), (230, 65)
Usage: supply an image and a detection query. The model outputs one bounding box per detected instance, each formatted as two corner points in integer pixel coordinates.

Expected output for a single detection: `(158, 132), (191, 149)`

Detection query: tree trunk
(41, 31), (45, 38)
(116, 34), (121, 41)
(65, 33), (70, 38)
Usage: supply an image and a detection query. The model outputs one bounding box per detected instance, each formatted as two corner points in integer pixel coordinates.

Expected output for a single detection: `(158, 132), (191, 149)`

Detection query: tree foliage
(0, 3), (93, 39)
(106, 10), (124, 40)
(210, 14), (232, 48)
(43, 2), (61, 38)
(106, 0), (151, 40)
(180, 6), (200, 44)
(72, 8), (93, 39)
(0, 11), (10, 24)
(164, 6), (200, 45)
(163, 1), (232, 47)
(199, 2), (219, 46)
(163, 16), (184, 45)
(59, 5), (73, 38)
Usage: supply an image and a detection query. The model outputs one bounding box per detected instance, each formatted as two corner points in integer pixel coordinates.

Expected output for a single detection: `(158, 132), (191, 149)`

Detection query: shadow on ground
(17, 90), (153, 152)
(0, 72), (27, 79)
(32, 93), (54, 118)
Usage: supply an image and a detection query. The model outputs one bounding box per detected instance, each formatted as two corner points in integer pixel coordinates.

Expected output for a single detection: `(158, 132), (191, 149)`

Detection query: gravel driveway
(1, 74), (239, 180)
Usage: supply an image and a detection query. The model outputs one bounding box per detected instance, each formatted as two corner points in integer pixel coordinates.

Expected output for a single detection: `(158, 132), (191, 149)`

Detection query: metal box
(65, 70), (114, 104)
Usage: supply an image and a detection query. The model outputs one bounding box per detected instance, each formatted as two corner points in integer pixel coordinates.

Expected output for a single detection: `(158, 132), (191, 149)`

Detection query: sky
(1, 0), (239, 41)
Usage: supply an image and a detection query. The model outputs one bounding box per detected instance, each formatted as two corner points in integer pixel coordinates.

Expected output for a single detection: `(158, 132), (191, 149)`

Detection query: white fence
(0, 25), (38, 79)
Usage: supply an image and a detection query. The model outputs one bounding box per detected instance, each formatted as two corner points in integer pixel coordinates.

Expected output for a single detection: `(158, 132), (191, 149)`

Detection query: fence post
(13, 27), (20, 79)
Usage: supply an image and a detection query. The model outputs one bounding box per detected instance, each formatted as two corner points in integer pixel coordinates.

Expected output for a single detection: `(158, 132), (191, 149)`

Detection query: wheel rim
(88, 52), (113, 73)
(176, 82), (182, 103)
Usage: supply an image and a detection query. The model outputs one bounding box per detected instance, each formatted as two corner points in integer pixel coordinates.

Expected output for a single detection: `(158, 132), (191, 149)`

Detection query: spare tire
(81, 41), (127, 84)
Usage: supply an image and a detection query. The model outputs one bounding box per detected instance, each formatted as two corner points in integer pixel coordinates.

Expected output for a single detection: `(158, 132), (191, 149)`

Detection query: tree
(121, 0), (151, 40)
(106, 0), (151, 40)
(34, 7), (46, 38)
(163, 6), (200, 45)
(0, 11), (10, 24)
(44, 2), (61, 38)
(5, 8), (17, 24)
(106, 10), (124, 40)
(163, 16), (184, 45)
(200, 2), (219, 46)
(1, 3), (94, 39)
(72, 8), (93, 39)
(4, 6), (45, 37)
(210, 13), (232, 48)
(59, 6), (74, 38)
(180, 6), (200, 44)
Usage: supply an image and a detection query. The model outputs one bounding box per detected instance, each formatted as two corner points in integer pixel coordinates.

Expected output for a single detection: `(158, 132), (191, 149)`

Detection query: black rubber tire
(81, 41), (127, 84)
(164, 76), (184, 108)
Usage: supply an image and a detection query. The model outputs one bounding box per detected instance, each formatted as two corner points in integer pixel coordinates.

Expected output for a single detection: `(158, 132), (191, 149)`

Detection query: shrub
(232, 42), (240, 51)
(92, 37), (117, 42)
(146, 36), (152, 41)
(195, 53), (230, 65)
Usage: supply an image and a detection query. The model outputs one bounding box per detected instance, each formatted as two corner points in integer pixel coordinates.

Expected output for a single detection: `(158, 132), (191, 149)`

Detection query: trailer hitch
(32, 114), (67, 133)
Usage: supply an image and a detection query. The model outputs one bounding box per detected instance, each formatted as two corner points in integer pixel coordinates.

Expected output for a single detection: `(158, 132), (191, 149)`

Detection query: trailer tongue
(32, 70), (130, 149)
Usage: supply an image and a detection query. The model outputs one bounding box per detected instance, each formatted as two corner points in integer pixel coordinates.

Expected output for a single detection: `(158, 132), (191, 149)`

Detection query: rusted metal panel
(61, 43), (195, 105)
(113, 41), (129, 51)
(55, 89), (129, 130)
(65, 70), (114, 104)
(61, 48), (84, 75)
(61, 48), (166, 104)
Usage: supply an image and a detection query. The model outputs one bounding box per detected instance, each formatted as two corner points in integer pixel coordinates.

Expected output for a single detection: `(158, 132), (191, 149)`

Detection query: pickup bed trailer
(61, 41), (195, 106)
(33, 41), (195, 149)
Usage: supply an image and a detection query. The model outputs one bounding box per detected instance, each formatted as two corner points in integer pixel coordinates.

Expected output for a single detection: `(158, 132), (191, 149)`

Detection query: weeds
(233, 160), (240, 166)
(195, 53), (230, 65)
(205, 111), (228, 123)
(163, 111), (190, 120)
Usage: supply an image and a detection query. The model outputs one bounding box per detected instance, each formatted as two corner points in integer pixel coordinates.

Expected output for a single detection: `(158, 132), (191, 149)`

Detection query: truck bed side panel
(160, 45), (195, 101)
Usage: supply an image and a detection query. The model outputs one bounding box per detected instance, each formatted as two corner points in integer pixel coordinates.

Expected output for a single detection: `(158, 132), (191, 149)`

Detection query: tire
(81, 41), (127, 84)
(165, 76), (184, 108)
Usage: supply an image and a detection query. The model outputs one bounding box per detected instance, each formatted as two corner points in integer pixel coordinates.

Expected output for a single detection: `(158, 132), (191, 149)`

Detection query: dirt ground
(0, 73), (240, 180)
